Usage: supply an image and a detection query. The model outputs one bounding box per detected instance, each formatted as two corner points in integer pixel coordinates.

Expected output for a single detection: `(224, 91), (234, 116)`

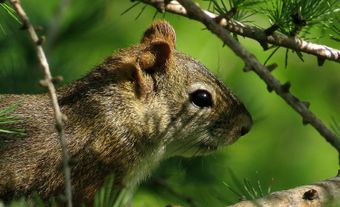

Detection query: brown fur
(0, 21), (252, 206)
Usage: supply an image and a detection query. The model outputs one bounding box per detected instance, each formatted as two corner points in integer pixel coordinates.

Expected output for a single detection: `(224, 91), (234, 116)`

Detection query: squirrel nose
(240, 123), (251, 136)
(237, 105), (252, 137)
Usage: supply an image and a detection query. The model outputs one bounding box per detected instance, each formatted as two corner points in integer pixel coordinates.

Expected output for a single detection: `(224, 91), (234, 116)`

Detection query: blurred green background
(0, 0), (339, 206)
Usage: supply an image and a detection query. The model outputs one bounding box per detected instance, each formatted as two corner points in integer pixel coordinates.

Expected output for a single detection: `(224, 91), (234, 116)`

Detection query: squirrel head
(133, 20), (252, 156)
(61, 20), (252, 158)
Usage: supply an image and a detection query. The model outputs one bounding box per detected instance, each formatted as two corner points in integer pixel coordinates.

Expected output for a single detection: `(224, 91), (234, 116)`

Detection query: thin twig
(8, 0), (73, 206)
(139, 0), (340, 63)
(142, 0), (340, 155)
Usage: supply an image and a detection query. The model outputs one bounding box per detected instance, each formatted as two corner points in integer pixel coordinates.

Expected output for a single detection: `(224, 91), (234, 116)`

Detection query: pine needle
(120, 2), (141, 16)
(0, 102), (26, 136)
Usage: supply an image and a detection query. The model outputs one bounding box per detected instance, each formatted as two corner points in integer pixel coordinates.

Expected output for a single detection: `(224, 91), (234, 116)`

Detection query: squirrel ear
(139, 21), (176, 71)
(138, 40), (172, 71)
(127, 21), (176, 97)
(141, 20), (176, 49)
(134, 40), (171, 97)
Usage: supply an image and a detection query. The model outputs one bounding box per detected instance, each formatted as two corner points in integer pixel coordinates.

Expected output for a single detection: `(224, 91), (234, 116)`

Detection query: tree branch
(227, 175), (340, 207)
(138, 0), (340, 154)
(139, 0), (340, 64)
(8, 1), (73, 206)
(155, 176), (340, 207)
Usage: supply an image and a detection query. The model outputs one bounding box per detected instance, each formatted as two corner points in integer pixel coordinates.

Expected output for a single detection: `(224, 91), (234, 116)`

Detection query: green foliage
(331, 118), (340, 137)
(94, 175), (122, 207)
(201, 0), (340, 65)
(206, 0), (264, 22)
(0, 3), (18, 22)
(203, 0), (339, 38)
(331, 16), (340, 41)
(0, 2), (19, 35)
(262, 0), (339, 37)
(223, 170), (272, 200)
(0, 102), (25, 136)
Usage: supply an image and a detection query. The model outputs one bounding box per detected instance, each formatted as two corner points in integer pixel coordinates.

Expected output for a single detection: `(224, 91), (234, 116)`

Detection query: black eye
(189, 89), (213, 108)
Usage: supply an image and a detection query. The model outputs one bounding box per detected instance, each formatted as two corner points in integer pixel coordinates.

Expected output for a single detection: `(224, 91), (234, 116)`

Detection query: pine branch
(138, 0), (340, 156)
(8, 0), (73, 206)
(138, 0), (340, 64)
(262, 0), (338, 37)
(227, 175), (340, 207)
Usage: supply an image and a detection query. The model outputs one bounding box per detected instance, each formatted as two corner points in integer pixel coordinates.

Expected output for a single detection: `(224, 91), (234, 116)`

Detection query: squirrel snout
(240, 117), (252, 136)
(236, 105), (252, 137)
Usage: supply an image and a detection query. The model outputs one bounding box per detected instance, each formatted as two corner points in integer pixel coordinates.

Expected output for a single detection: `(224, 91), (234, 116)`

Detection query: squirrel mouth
(198, 143), (218, 153)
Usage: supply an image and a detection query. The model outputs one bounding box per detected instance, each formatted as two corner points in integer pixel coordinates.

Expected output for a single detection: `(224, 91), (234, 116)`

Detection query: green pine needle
(262, 0), (339, 37)
(264, 46), (280, 65)
(258, 0), (338, 65)
(331, 117), (340, 137)
(330, 15), (340, 41)
(0, 3), (19, 22)
(0, 2), (20, 35)
(121, 2), (141, 16)
(0, 102), (26, 136)
(206, 0), (264, 23)
(93, 174), (128, 207)
(224, 169), (272, 201)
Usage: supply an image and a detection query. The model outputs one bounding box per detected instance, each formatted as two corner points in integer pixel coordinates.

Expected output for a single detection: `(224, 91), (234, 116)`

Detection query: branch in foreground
(139, 0), (340, 64)
(154, 176), (340, 207)
(228, 176), (340, 207)
(8, 0), (73, 206)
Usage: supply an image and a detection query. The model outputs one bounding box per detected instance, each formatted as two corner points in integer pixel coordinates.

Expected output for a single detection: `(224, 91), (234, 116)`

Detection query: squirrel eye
(190, 89), (213, 108)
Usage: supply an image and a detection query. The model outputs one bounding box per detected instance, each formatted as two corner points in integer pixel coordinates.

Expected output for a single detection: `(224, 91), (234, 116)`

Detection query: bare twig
(227, 175), (340, 207)
(140, 0), (340, 154)
(8, 0), (73, 206)
(139, 0), (340, 64)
